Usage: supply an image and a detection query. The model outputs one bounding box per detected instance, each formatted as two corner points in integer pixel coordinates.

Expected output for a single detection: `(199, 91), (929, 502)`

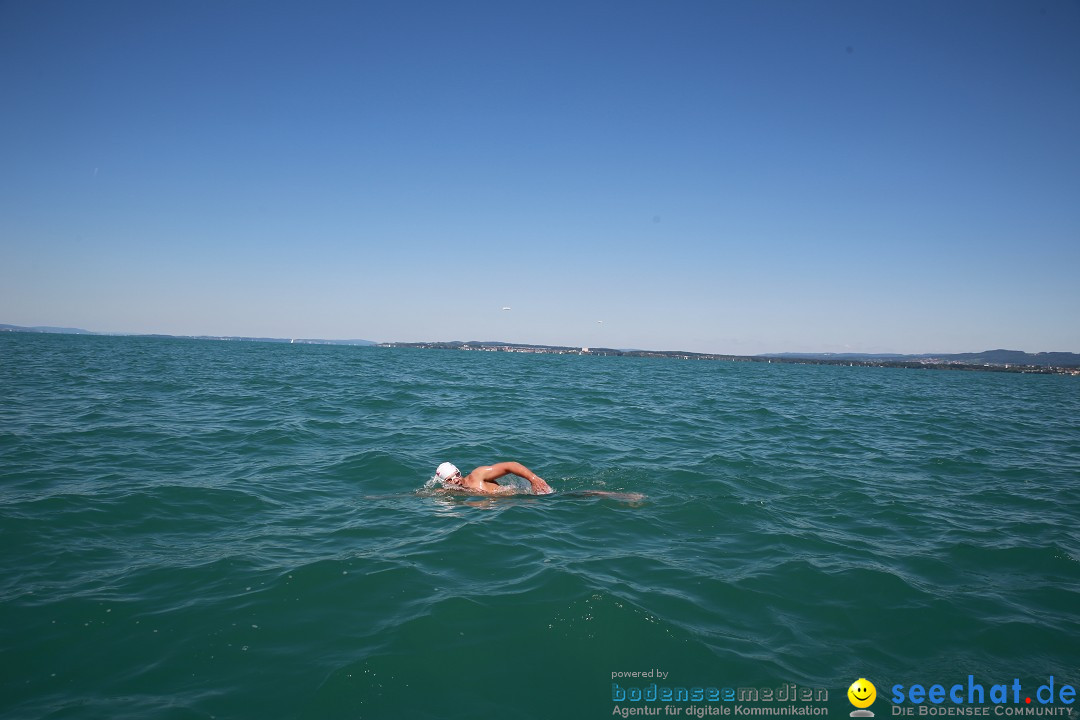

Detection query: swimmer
(435, 461), (553, 495)
(432, 462), (645, 502)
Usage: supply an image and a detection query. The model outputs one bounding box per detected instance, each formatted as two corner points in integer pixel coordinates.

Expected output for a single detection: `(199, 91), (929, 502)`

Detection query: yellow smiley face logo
(848, 678), (876, 708)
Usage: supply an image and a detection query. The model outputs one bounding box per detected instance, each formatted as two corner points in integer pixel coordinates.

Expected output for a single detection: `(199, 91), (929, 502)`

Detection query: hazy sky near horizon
(2, 1), (1078, 354)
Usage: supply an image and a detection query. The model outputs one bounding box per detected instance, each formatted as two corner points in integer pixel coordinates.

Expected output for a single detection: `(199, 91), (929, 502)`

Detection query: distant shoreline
(381, 341), (1080, 375)
(0, 324), (374, 347)
(4, 324), (1077, 375)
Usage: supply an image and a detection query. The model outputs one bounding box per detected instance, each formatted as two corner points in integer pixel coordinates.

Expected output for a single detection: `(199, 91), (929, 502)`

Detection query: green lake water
(2, 333), (1078, 719)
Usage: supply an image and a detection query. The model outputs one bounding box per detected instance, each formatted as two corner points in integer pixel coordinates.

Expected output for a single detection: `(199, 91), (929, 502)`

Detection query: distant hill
(932, 349), (1080, 367)
(763, 349), (1080, 368)
(1, 323), (95, 334)
(1, 324), (375, 346)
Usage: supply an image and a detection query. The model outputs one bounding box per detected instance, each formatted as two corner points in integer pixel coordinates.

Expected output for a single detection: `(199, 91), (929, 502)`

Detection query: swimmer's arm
(480, 462), (553, 495)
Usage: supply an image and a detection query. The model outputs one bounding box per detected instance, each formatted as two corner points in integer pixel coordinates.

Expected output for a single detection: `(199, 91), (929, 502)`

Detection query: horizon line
(4, 323), (1079, 362)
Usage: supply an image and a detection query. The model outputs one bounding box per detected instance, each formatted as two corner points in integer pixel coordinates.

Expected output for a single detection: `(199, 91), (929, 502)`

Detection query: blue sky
(2, 0), (1078, 354)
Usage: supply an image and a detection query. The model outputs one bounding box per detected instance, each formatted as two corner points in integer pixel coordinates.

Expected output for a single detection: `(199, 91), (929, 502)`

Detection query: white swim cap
(436, 462), (460, 481)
